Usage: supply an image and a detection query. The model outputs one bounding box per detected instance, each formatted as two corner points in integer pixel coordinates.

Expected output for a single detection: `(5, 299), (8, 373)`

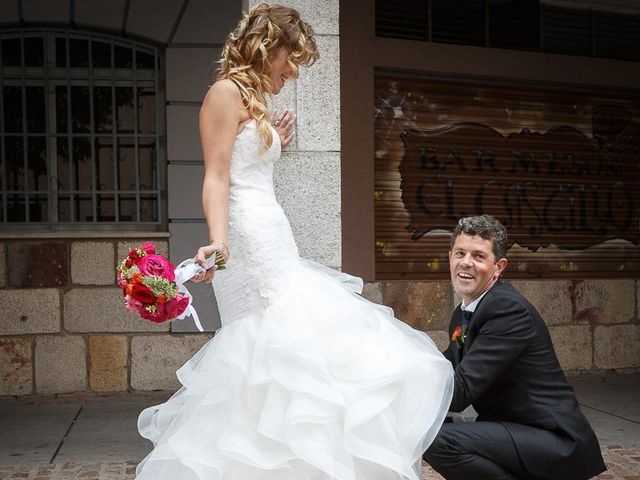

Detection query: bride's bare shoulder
(204, 80), (241, 104)
(201, 80), (246, 120)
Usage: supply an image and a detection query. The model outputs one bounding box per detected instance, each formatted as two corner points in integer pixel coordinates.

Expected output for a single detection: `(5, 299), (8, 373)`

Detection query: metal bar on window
(21, 33), (29, 222)
(0, 37), (6, 223)
(111, 40), (120, 222)
(88, 34), (97, 223)
(154, 46), (161, 224)
(132, 46), (140, 223)
(66, 32), (75, 222)
(44, 31), (56, 225)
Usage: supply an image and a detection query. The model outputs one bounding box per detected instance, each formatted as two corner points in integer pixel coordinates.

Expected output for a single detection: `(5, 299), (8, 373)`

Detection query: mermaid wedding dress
(136, 120), (454, 480)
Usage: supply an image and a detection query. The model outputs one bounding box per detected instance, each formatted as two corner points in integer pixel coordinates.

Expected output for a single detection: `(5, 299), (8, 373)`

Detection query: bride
(136, 4), (453, 479)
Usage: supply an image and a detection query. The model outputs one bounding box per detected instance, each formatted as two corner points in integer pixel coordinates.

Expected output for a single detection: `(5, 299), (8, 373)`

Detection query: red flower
(451, 326), (464, 346)
(128, 248), (141, 262)
(130, 283), (154, 304)
(125, 258), (134, 268)
(165, 295), (189, 319)
(137, 254), (176, 281)
(139, 303), (168, 323)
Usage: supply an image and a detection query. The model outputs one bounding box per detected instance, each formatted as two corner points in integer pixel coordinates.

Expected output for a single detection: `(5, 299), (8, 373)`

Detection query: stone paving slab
(1, 450), (638, 480)
(0, 403), (80, 464)
(571, 373), (640, 424)
(53, 401), (151, 463)
(1, 374), (637, 478)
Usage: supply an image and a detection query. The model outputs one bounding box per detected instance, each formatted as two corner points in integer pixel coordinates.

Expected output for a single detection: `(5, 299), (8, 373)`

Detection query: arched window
(0, 29), (164, 229)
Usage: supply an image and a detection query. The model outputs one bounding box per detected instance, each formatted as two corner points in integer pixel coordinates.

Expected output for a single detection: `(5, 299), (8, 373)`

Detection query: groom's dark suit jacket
(443, 280), (605, 480)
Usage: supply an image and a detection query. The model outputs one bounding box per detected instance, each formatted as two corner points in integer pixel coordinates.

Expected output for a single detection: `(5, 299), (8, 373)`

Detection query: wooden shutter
(374, 71), (640, 279)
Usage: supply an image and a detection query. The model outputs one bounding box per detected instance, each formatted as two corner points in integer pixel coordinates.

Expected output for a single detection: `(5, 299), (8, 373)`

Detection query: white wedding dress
(136, 120), (454, 480)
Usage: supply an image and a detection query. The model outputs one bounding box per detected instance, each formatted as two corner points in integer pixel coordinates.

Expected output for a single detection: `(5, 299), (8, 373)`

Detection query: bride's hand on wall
(272, 109), (296, 147)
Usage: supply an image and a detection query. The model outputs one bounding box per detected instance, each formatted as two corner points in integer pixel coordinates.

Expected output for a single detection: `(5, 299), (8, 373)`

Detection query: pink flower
(137, 254), (175, 281)
(141, 242), (156, 254)
(124, 295), (143, 313)
(165, 294), (190, 319)
(117, 272), (128, 289)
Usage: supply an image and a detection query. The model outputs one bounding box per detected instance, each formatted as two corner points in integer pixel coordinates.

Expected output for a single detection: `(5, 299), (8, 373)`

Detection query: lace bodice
(213, 120), (298, 323)
(229, 120), (280, 201)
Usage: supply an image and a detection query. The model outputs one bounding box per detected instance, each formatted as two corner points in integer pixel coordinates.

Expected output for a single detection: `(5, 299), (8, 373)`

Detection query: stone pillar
(267, 0), (342, 269)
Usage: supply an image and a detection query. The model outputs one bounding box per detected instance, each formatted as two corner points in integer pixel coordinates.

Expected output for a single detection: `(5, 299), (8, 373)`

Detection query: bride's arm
(192, 80), (243, 281)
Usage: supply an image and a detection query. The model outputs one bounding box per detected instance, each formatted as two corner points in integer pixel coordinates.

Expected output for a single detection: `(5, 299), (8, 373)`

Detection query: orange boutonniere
(451, 326), (465, 347)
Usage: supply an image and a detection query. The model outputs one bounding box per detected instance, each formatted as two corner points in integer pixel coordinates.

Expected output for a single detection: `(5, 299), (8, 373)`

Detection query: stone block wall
(0, 236), (212, 397)
(362, 278), (640, 373)
(1, 233), (637, 397)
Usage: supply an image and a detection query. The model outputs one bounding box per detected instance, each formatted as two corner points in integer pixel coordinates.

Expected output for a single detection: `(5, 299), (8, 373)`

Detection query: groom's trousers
(423, 421), (540, 480)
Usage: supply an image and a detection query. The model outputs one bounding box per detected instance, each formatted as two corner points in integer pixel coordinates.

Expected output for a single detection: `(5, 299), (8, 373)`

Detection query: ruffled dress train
(136, 120), (453, 480)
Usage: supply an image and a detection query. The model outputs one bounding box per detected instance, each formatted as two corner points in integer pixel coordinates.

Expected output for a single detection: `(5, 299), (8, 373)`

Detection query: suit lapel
(461, 281), (502, 355)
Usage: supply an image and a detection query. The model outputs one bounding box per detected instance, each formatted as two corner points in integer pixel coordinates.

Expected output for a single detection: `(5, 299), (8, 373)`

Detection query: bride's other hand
(272, 109), (296, 147)
(192, 241), (230, 283)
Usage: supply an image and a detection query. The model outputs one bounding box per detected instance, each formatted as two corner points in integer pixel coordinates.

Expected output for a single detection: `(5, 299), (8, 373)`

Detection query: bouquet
(116, 242), (226, 328)
(117, 242), (189, 323)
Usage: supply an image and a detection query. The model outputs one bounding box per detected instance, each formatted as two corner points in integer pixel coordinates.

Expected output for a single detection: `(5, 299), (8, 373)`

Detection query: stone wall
(1, 236), (637, 396)
(0, 236), (211, 396)
(362, 278), (640, 373)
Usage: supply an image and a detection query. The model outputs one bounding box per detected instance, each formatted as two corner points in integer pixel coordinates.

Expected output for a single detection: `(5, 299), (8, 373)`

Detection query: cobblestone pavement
(421, 445), (640, 480)
(1, 446), (638, 480)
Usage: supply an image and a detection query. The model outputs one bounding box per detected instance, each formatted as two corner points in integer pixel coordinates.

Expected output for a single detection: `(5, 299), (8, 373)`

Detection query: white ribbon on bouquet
(173, 255), (221, 332)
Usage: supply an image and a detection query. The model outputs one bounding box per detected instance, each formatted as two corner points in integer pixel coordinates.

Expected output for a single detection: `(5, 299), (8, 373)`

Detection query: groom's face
(449, 233), (507, 305)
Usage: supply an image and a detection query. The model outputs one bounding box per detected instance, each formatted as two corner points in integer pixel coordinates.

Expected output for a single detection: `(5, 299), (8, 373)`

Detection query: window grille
(0, 29), (164, 229)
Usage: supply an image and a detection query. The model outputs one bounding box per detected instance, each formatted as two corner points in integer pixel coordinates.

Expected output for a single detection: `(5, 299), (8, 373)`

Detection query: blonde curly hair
(217, 3), (319, 150)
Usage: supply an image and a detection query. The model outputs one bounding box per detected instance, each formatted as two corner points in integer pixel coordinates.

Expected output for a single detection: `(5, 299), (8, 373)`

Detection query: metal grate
(432, 0), (486, 46)
(375, 0), (430, 41)
(376, 0), (640, 62)
(0, 29), (165, 229)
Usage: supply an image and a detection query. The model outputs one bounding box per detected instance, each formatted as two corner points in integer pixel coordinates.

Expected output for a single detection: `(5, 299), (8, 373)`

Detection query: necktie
(462, 309), (473, 327)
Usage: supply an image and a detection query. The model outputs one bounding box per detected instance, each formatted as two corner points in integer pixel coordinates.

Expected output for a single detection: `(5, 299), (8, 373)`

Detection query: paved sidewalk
(1, 372), (638, 479)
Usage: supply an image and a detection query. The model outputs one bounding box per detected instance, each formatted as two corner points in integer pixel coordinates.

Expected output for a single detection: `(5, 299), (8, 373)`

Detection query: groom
(424, 215), (606, 480)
